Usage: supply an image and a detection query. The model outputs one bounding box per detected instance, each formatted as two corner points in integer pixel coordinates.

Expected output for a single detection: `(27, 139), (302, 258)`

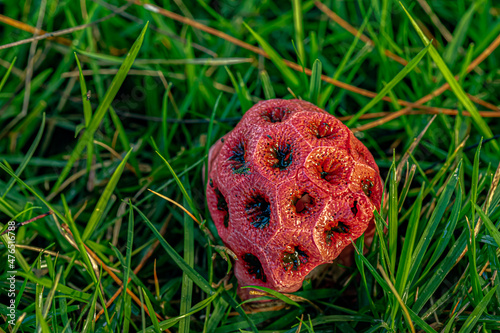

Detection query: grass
(0, 0), (499, 332)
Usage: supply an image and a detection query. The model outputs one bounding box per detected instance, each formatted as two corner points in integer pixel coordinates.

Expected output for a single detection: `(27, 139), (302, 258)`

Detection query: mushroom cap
(206, 99), (382, 296)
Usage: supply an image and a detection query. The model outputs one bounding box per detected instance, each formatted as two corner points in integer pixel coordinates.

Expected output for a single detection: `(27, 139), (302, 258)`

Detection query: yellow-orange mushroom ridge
(206, 99), (382, 297)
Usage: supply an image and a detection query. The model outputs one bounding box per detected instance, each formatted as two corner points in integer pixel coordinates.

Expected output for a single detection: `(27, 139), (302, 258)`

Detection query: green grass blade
(292, 0), (305, 66)
(225, 67), (252, 112)
(475, 204), (500, 248)
(346, 41), (431, 126)
(122, 199), (135, 332)
(457, 286), (497, 333)
(426, 184), (462, 269)
(407, 162), (461, 288)
(308, 59), (322, 105)
(400, 3), (499, 153)
(74, 53), (92, 127)
(407, 307), (438, 333)
(468, 141), (483, 303)
(243, 22), (300, 88)
(82, 148), (133, 241)
(204, 94), (221, 188)
(155, 151), (200, 219)
(241, 285), (303, 308)
(142, 288), (161, 333)
(388, 155), (398, 272)
(134, 203), (213, 294)
(395, 185), (424, 295)
(442, 1), (476, 66)
(81, 292), (97, 333)
(260, 70), (275, 100)
(52, 22), (149, 192)
(2, 113), (45, 198)
(0, 56), (16, 93)
(179, 192), (195, 333)
(135, 203), (259, 332)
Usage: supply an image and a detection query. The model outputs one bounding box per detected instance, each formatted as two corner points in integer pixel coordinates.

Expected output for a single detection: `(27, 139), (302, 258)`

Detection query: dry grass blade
(377, 264), (416, 333)
(416, 0), (453, 42)
(132, 0), (418, 108)
(354, 32), (500, 131)
(148, 189), (200, 225)
(0, 3), (132, 51)
(0, 14), (72, 46)
(95, 214), (172, 323)
(467, 93), (500, 112)
(315, 1), (409, 66)
(93, 140), (137, 175)
(61, 223), (164, 322)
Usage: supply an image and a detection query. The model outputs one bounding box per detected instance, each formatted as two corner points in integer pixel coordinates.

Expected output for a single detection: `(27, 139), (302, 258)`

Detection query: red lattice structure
(206, 99), (382, 296)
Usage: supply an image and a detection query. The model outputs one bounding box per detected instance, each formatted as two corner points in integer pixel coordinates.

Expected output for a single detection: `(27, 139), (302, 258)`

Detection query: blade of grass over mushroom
(308, 59), (322, 105)
(241, 286), (303, 309)
(1, 113), (45, 198)
(51, 22), (149, 192)
(346, 41), (431, 127)
(179, 191), (195, 333)
(81, 148), (132, 242)
(243, 22), (300, 89)
(0, 56), (16, 93)
(400, 2), (499, 153)
(145, 289), (222, 332)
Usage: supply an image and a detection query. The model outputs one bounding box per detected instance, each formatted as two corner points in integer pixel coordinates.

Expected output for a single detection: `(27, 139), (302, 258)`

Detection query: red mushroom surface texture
(206, 99), (382, 295)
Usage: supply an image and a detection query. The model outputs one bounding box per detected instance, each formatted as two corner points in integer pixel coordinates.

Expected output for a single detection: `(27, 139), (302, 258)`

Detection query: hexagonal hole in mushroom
(293, 192), (315, 215)
(243, 253), (267, 282)
(324, 220), (350, 245)
(282, 246), (309, 272)
(261, 106), (293, 123)
(228, 139), (249, 175)
(245, 193), (271, 229)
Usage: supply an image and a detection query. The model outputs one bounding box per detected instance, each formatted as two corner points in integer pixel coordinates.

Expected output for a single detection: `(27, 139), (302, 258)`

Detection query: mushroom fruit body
(206, 99), (382, 296)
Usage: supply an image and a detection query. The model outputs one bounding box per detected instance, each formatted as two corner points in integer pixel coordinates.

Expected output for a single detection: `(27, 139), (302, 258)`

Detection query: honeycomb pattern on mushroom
(206, 99), (382, 295)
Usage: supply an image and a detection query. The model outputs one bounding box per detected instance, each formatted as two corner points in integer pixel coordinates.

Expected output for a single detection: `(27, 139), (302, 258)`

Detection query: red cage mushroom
(206, 99), (382, 297)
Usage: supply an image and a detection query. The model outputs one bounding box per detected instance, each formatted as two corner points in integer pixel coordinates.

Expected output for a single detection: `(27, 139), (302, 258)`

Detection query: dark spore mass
(351, 201), (358, 216)
(244, 253), (267, 282)
(246, 194), (271, 229)
(273, 143), (293, 170)
(215, 188), (229, 227)
(229, 140), (249, 174)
